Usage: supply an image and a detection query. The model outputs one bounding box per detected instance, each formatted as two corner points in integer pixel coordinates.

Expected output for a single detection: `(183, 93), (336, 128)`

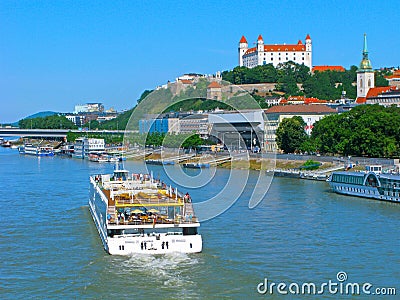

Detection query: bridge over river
(0, 128), (134, 138)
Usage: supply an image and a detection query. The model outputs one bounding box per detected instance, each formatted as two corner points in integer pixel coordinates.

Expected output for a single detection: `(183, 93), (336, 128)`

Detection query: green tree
(311, 104), (400, 157)
(19, 115), (77, 129)
(137, 90), (153, 104)
(375, 72), (389, 87)
(276, 116), (308, 153)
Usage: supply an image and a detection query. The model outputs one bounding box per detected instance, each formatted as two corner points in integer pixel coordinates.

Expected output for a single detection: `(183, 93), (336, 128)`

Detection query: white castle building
(238, 34), (312, 70)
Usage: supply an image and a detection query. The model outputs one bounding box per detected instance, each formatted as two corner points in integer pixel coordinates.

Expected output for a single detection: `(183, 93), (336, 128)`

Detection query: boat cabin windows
(183, 227), (198, 236)
(332, 173), (364, 185)
(113, 170), (129, 181)
(365, 174), (379, 187)
(366, 165), (382, 174)
(107, 229), (123, 237)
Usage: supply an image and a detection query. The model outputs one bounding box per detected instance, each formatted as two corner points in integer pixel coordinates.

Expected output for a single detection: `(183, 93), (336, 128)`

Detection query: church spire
(359, 33), (372, 71)
(363, 33), (368, 57)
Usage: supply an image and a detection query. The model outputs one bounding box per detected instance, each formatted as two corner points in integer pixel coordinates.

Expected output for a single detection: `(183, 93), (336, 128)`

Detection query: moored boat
(1, 141), (11, 148)
(21, 143), (54, 156)
(327, 165), (400, 203)
(89, 165), (202, 255)
(183, 162), (210, 169)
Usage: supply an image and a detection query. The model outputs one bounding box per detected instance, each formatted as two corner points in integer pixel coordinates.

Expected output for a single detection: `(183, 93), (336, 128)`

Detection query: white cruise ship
(89, 165), (202, 255)
(20, 144), (54, 156)
(327, 165), (400, 203)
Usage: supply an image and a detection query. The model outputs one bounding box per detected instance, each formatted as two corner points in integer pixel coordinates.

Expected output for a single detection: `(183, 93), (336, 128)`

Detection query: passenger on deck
(184, 192), (191, 203)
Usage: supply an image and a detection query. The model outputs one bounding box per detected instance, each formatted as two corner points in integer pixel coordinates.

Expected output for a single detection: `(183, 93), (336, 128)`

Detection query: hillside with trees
(222, 62), (388, 100)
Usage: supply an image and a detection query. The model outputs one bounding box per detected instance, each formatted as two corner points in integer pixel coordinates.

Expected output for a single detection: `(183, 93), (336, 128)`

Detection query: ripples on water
(0, 148), (399, 299)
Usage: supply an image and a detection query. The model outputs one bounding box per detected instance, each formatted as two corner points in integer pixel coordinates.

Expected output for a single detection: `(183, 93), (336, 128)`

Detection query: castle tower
(305, 34), (312, 70)
(257, 34), (264, 65)
(238, 36), (248, 67)
(357, 33), (374, 99)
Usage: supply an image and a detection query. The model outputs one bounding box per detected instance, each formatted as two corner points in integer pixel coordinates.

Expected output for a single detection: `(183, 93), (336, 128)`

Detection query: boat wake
(116, 252), (202, 295)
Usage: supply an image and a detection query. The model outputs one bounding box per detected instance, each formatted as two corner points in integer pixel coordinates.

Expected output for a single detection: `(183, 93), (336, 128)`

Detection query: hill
(23, 111), (59, 119)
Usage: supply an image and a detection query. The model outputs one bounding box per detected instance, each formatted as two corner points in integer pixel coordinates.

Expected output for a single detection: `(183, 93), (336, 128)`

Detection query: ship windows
(119, 245), (125, 250)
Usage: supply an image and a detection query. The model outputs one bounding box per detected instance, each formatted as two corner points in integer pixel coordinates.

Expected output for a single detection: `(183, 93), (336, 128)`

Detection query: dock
(145, 153), (196, 165)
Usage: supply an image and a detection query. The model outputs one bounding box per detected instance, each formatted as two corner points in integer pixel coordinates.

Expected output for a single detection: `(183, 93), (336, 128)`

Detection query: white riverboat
(20, 143), (55, 156)
(89, 165), (202, 255)
(327, 165), (400, 203)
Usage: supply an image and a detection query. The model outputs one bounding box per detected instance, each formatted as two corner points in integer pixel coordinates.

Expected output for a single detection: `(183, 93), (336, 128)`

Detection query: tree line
(276, 105), (400, 158)
(19, 115), (77, 129)
(222, 62), (388, 100)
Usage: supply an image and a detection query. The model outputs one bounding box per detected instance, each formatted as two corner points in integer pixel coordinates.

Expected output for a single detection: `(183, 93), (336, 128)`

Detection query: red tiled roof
(304, 97), (328, 104)
(385, 70), (400, 79)
(244, 44), (306, 55)
(266, 104), (336, 114)
(286, 96), (327, 104)
(240, 35), (247, 43)
(312, 66), (345, 72)
(297, 40), (303, 45)
(306, 34), (311, 40)
(263, 44), (305, 52)
(258, 34), (263, 41)
(244, 47), (257, 55)
(180, 79), (193, 84)
(356, 97), (366, 104)
(207, 81), (221, 88)
(366, 86), (393, 98)
(356, 86), (396, 103)
(287, 96), (305, 101)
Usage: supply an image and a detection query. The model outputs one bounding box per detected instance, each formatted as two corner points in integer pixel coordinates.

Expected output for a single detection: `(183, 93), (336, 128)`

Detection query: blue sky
(1, 0), (399, 123)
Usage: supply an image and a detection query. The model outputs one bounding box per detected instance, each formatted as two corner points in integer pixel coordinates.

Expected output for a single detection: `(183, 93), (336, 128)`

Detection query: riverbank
(139, 151), (341, 177)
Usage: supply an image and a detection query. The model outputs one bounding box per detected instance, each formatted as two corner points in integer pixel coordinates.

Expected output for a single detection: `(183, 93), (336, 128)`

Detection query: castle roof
(239, 35), (247, 43)
(312, 66), (345, 72)
(306, 34), (311, 40)
(207, 81), (222, 88)
(244, 44), (306, 55)
(257, 34), (263, 41)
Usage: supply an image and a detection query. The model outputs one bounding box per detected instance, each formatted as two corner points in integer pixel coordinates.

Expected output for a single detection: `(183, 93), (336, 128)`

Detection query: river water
(0, 147), (399, 299)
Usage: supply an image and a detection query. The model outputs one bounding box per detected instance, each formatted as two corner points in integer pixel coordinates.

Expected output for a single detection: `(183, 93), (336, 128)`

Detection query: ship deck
(92, 174), (198, 227)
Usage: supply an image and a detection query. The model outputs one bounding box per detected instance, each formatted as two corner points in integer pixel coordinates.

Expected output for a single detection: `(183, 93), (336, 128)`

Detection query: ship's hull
(22, 148), (55, 156)
(329, 181), (400, 203)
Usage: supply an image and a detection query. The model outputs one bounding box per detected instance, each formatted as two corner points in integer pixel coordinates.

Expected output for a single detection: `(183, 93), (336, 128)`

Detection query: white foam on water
(106, 252), (201, 296)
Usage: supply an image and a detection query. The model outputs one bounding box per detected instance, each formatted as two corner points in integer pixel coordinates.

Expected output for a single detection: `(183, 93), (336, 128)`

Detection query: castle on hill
(238, 34), (312, 70)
